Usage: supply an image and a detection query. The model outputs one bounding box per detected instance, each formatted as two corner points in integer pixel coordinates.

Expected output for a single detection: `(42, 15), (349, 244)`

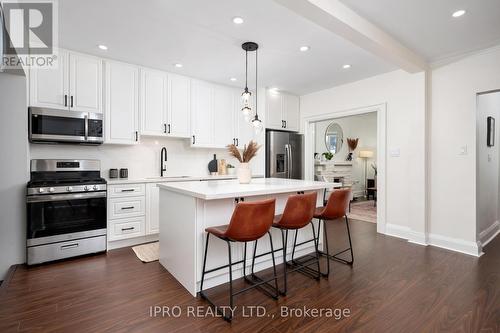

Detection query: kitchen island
(158, 178), (338, 296)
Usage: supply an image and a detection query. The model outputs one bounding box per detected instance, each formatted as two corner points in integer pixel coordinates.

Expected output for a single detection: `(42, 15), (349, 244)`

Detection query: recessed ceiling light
(98, 44), (108, 50)
(343, 64), (351, 69)
(174, 63), (183, 68)
(230, 77), (237, 82)
(452, 9), (466, 18)
(299, 46), (310, 52)
(232, 17), (244, 24)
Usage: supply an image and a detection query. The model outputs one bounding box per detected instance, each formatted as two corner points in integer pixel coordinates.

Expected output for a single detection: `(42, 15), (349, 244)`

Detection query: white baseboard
(385, 223), (411, 240)
(427, 233), (481, 257)
(107, 234), (159, 250)
(478, 221), (500, 248)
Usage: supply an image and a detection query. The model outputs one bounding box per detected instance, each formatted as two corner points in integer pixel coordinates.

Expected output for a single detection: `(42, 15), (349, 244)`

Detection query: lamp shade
(359, 150), (374, 158)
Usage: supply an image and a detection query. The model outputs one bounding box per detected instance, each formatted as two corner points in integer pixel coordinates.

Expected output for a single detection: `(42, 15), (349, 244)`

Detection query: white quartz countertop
(106, 174), (264, 185)
(158, 178), (340, 200)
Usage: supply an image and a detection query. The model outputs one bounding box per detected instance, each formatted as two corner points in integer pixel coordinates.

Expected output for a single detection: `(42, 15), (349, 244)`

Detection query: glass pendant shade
(252, 116), (263, 135)
(241, 89), (252, 109)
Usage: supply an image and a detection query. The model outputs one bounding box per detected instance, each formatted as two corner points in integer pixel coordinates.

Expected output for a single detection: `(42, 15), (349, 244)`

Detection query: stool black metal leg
(199, 233), (210, 294)
(319, 216), (354, 266)
(251, 239), (258, 275)
(281, 229), (288, 296)
(243, 242), (247, 277)
(291, 229), (298, 261)
(227, 240), (233, 321)
(310, 221), (321, 279)
(321, 219), (331, 277)
(268, 232), (279, 298)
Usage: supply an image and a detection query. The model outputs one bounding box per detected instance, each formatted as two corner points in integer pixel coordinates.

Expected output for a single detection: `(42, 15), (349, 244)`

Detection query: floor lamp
(359, 150), (374, 197)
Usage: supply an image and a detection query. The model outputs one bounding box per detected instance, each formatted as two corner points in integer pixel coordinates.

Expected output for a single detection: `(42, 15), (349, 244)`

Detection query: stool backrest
(321, 188), (351, 220)
(225, 198), (276, 242)
(277, 192), (317, 229)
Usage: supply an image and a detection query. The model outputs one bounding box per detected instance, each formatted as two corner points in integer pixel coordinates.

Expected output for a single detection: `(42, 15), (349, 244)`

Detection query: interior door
(29, 50), (69, 110)
(168, 74), (191, 138)
(140, 69), (167, 136)
(69, 53), (102, 113)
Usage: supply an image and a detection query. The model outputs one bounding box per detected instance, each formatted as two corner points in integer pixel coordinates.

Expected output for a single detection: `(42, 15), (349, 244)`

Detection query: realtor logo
(2, 0), (58, 68)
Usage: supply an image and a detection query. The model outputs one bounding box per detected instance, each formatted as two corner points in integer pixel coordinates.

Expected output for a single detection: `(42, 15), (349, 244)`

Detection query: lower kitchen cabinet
(108, 216), (145, 242)
(145, 183), (160, 234)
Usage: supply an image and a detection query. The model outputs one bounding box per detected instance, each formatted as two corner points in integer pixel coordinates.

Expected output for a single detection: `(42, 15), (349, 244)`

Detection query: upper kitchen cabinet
(167, 74), (191, 138)
(140, 68), (167, 136)
(140, 69), (191, 138)
(265, 89), (300, 132)
(213, 85), (236, 148)
(190, 80), (214, 147)
(104, 61), (140, 144)
(29, 50), (102, 113)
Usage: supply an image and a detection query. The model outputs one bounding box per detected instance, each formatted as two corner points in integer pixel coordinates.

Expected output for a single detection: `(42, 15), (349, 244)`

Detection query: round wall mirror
(325, 122), (343, 155)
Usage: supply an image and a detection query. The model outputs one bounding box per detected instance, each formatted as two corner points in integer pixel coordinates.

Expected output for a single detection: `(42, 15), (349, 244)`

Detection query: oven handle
(27, 192), (106, 203)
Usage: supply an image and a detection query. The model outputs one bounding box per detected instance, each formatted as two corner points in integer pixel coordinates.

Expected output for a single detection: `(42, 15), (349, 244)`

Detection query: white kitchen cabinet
(265, 89), (300, 131)
(69, 53), (102, 113)
(190, 80), (214, 147)
(140, 68), (167, 136)
(29, 50), (102, 113)
(168, 74), (191, 138)
(145, 183), (160, 235)
(104, 61), (140, 144)
(213, 85), (235, 148)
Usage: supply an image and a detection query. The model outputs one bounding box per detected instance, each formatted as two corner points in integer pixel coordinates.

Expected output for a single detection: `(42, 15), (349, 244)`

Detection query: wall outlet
(459, 145), (468, 156)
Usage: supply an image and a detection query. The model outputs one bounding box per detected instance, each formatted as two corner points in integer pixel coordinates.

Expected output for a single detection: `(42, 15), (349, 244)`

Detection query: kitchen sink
(145, 176), (191, 180)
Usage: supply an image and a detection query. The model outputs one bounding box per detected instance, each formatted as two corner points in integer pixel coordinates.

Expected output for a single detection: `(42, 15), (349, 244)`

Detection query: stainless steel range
(26, 159), (107, 265)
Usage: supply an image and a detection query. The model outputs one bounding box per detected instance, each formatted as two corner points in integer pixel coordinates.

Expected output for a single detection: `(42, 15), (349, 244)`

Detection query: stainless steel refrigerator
(266, 130), (304, 179)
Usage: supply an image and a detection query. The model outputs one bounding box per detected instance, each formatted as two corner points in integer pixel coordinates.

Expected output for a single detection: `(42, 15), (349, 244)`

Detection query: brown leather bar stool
(314, 188), (353, 277)
(199, 198), (278, 322)
(271, 192), (320, 295)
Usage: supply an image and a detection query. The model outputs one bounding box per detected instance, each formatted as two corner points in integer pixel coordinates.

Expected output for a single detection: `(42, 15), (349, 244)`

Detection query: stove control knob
(66, 186), (73, 192)
(84, 186), (90, 191)
(38, 188), (45, 193)
(48, 187), (55, 193)
(93, 185), (98, 191)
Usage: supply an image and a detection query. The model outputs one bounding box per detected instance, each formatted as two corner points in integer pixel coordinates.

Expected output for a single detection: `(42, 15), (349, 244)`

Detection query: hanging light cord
(245, 50), (248, 90)
(255, 49), (258, 117)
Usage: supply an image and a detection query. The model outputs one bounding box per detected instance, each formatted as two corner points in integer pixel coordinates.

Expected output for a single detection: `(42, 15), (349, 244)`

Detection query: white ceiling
(58, 0), (395, 95)
(340, 0), (500, 62)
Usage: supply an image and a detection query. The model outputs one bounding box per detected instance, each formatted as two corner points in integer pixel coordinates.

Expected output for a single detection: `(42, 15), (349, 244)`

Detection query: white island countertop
(157, 177), (340, 200)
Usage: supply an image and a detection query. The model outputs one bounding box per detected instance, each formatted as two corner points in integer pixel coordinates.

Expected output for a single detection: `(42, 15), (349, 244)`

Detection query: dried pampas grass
(227, 140), (261, 163)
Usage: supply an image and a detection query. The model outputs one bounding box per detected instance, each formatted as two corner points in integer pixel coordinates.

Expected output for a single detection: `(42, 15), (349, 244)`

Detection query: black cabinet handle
(282, 120), (285, 128)
(121, 227), (135, 231)
(60, 243), (78, 250)
(121, 206), (135, 210)
(121, 189), (135, 192)
(70, 96), (74, 108)
(135, 131), (138, 141)
(164, 124), (167, 133)
(284, 120), (287, 128)
(236, 138), (239, 146)
(64, 95), (68, 107)
(192, 135), (196, 144)
(168, 124), (171, 134)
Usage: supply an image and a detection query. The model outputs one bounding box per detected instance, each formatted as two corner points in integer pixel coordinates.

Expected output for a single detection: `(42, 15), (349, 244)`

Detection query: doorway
(303, 104), (386, 233)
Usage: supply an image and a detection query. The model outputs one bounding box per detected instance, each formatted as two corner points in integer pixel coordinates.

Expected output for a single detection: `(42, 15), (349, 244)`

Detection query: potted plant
(322, 152), (334, 161)
(227, 163), (236, 175)
(227, 140), (261, 184)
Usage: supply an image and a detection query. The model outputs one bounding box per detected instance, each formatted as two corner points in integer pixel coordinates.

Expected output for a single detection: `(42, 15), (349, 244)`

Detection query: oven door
(27, 192), (107, 245)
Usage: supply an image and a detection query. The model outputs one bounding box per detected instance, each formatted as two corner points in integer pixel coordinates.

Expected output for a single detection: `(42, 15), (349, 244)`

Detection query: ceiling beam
(274, 0), (428, 73)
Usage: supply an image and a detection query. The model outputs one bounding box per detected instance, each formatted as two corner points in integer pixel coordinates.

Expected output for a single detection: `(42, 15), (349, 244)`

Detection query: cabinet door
(213, 86), (235, 148)
(283, 94), (300, 131)
(104, 61), (140, 144)
(145, 183), (160, 235)
(69, 53), (102, 113)
(190, 80), (213, 147)
(234, 91), (255, 148)
(140, 69), (167, 136)
(265, 89), (283, 130)
(168, 74), (191, 138)
(29, 50), (69, 110)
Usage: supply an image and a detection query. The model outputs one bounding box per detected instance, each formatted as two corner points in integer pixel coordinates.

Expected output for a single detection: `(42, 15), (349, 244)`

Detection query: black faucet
(160, 147), (167, 177)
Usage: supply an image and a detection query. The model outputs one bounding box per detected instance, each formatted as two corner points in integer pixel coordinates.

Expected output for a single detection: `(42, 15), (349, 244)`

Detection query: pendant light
(241, 42), (256, 122)
(251, 48), (263, 134)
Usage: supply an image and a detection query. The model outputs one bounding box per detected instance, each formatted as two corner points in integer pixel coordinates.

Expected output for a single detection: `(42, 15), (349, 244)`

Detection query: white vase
(237, 163), (252, 184)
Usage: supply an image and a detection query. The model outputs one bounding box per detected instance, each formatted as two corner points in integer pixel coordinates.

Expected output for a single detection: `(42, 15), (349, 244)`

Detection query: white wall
(0, 72), (28, 280)
(314, 112), (377, 195)
(476, 92), (500, 243)
(430, 46), (500, 249)
(301, 70), (426, 239)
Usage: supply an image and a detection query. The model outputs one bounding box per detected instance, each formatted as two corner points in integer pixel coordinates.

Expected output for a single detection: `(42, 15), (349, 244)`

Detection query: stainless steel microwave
(29, 107), (103, 144)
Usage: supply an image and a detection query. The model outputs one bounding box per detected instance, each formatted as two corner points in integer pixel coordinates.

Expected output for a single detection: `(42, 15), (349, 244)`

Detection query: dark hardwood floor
(1, 220), (499, 332)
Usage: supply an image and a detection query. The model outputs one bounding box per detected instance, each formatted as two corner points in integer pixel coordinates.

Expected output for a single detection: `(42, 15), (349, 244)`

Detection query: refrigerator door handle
(285, 144), (292, 179)
(288, 144), (293, 178)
